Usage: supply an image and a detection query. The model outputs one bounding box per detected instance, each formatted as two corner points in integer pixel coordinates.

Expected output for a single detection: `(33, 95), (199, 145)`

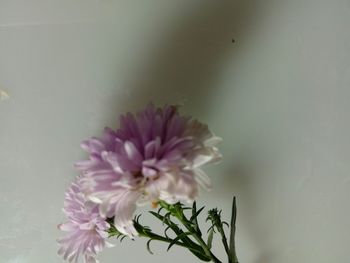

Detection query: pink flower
(58, 176), (112, 263)
(76, 105), (222, 237)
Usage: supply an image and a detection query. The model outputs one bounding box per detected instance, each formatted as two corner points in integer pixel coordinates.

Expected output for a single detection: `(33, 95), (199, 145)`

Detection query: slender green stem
(158, 202), (222, 263)
(148, 211), (210, 260)
(138, 231), (205, 254)
(177, 216), (222, 263)
(217, 226), (232, 263)
(229, 197), (239, 263)
(109, 200), (239, 263)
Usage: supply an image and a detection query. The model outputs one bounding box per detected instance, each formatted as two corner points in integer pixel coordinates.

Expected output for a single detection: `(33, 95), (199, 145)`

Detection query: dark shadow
(105, 1), (272, 262)
(105, 0), (262, 121)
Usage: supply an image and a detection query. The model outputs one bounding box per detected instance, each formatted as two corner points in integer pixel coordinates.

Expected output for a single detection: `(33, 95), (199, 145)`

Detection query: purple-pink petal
(58, 176), (110, 263)
(75, 104), (222, 237)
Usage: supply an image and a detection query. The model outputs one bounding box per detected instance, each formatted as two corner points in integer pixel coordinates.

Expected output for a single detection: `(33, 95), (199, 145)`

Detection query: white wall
(0, 1), (349, 263)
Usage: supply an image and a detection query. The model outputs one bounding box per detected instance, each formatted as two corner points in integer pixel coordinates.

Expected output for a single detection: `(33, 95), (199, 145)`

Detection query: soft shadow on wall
(105, 0), (261, 119)
(225, 153), (277, 263)
(105, 1), (268, 262)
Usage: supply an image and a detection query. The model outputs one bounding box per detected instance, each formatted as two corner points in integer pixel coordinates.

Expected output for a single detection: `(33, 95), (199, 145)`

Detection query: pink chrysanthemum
(58, 176), (112, 263)
(75, 105), (222, 236)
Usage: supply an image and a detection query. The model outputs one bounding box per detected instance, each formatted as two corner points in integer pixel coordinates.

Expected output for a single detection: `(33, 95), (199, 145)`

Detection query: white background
(1, 1), (350, 263)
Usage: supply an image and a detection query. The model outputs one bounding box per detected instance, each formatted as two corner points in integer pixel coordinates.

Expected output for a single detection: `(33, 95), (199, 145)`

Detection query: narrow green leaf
(167, 232), (192, 251)
(207, 227), (214, 249)
(190, 250), (212, 262)
(135, 214), (142, 223)
(192, 202), (197, 216)
(163, 212), (171, 224)
(229, 196), (238, 263)
(149, 207), (206, 260)
(222, 221), (230, 228)
(207, 225), (215, 233)
(146, 239), (154, 254)
(164, 226), (171, 238)
(190, 206), (205, 222)
(149, 211), (164, 221)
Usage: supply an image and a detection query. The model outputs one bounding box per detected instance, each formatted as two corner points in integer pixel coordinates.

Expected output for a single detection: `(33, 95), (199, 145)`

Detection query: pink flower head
(58, 176), (112, 263)
(75, 105), (222, 237)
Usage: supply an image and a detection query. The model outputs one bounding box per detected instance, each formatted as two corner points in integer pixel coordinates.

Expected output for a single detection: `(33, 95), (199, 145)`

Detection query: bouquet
(58, 104), (239, 263)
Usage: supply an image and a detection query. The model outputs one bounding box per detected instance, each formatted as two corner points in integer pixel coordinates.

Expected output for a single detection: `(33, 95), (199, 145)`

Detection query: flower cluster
(58, 104), (222, 262)
(57, 176), (112, 263)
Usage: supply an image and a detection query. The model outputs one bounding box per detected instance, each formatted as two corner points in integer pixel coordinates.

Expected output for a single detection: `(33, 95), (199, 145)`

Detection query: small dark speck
(231, 39), (236, 43)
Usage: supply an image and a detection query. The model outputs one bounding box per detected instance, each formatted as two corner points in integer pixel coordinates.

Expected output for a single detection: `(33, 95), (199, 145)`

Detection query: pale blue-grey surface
(0, 1), (350, 262)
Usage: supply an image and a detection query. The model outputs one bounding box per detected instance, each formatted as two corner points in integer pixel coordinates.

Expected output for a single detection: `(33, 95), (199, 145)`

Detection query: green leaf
(134, 214), (142, 223)
(163, 212), (171, 224)
(164, 226), (171, 238)
(192, 201), (197, 214)
(207, 225), (215, 233)
(146, 239), (154, 255)
(167, 232), (192, 251)
(223, 221), (230, 228)
(190, 202), (203, 236)
(152, 202), (212, 262)
(207, 227), (214, 250)
(149, 211), (164, 221)
(229, 196), (238, 263)
(190, 206), (205, 222)
(190, 250), (212, 262)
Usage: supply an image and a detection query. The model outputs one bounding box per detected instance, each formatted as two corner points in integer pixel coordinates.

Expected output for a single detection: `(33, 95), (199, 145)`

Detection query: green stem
(133, 217), (211, 261)
(158, 202), (222, 263)
(217, 226), (232, 263)
(138, 231), (204, 254)
(229, 197), (239, 263)
(177, 216), (222, 263)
